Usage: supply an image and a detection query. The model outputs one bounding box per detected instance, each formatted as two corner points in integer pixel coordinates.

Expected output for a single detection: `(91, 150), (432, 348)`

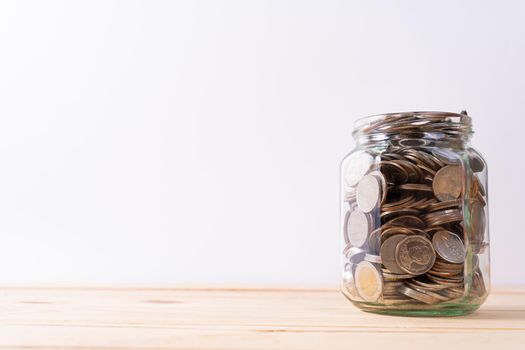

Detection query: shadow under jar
(340, 111), (490, 316)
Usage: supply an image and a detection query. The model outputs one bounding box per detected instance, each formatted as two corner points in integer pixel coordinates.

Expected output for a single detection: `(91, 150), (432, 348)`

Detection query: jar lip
(354, 111), (470, 129)
(352, 111), (473, 143)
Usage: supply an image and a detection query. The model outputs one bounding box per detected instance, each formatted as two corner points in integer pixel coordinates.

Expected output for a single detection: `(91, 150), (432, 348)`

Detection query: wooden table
(0, 286), (523, 349)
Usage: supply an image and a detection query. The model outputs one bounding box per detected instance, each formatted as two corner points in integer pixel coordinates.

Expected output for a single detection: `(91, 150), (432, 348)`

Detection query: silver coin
(400, 285), (437, 304)
(343, 245), (366, 263)
(364, 253), (382, 264)
(344, 151), (374, 189)
(342, 263), (360, 299)
(346, 210), (371, 248)
(431, 148), (460, 164)
(342, 262), (354, 282)
(356, 174), (381, 213)
(368, 228), (382, 255)
(432, 230), (465, 264)
(368, 170), (387, 204)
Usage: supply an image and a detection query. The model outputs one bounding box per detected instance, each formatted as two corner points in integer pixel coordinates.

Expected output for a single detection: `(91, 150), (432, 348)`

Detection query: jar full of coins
(340, 111), (489, 316)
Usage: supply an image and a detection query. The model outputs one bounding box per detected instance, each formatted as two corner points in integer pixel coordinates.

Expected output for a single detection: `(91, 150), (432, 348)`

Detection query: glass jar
(340, 111), (490, 316)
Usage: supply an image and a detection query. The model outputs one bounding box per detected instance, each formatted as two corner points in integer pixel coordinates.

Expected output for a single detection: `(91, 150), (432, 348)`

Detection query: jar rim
(352, 111), (473, 144)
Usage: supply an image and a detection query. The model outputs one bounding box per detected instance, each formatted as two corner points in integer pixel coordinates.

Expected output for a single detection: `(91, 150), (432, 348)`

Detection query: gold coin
(355, 261), (383, 302)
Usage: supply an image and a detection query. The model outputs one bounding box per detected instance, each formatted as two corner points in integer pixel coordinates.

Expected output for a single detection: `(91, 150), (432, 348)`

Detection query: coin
(419, 150), (445, 169)
(426, 199), (461, 212)
(342, 263), (360, 299)
(395, 236), (436, 275)
(470, 200), (486, 240)
(417, 163), (436, 176)
(396, 160), (423, 182)
(410, 278), (449, 291)
(343, 211), (351, 245)
(356, 174), (381, 213)
(343, 245), (366, 263)
(397, 184), (433, 192)
(433, 259), (464, 271)
(346, 210), (371, 248)
(344, 151), (374, 188)
(407, 283), (450, 302)
(368, 228), (382, 254)
(380, 160), (409, 183)
(432, 230), (465, 264)
(433, 165), (463, 201)
(425, 273), (463, 287)
(423, 209), (463, 226)
(380, 234), (407, 274)
(344, 190), (357, 203)
(342, 263), (354, 282)
(469, 154), (485, 173)
(470, 174), (486, 198)
(471, 268), (487, 297)
(382, 194), (415, 210)
(380, 226), (416, 240)
(382, 271), (414, 281)
(369, 170), (387, 204)
(398, 138), (429, 147)
(432, 148), (460, 164)
(355, 261), (383, 302)
(440, 288), (464, 300)
(387, 215), (425, 229)
(364, 253), (382, 264)
(380, 208), (420, 221)
(400, 285), (437, 304)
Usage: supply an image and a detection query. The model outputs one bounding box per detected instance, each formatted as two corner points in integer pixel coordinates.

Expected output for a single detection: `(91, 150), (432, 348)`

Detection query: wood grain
(0, 286), (524, 349)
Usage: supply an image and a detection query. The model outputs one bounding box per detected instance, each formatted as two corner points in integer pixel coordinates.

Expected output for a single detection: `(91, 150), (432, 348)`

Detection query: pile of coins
(353, 111), (472, 143)
(342, 113), (488, 306)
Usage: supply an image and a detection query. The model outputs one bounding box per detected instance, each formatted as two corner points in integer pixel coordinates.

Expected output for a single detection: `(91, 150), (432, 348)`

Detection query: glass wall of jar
(340, 111), (489, 316)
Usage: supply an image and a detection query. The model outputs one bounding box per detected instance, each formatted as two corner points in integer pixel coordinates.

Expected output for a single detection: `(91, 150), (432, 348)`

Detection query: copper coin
(470, 200), (486, 240)
(397, 183), (433, 192)
(387, 215), (425, 229)
(380, 234), (408, 274)
(469, 154), (485, 173)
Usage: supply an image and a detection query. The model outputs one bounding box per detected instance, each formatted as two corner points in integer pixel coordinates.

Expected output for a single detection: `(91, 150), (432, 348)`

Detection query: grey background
(0, 1), (523, 286)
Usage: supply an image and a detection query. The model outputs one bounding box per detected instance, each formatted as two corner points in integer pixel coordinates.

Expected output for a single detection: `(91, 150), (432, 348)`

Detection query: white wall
(0, 0), (523, 286)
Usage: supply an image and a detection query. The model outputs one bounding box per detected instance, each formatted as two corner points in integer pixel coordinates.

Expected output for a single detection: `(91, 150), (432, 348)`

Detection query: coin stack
(343, 113), (488, 305)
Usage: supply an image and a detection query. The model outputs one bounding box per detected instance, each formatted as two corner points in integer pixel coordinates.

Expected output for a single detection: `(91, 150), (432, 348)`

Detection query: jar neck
(352, 111), (473, 150)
